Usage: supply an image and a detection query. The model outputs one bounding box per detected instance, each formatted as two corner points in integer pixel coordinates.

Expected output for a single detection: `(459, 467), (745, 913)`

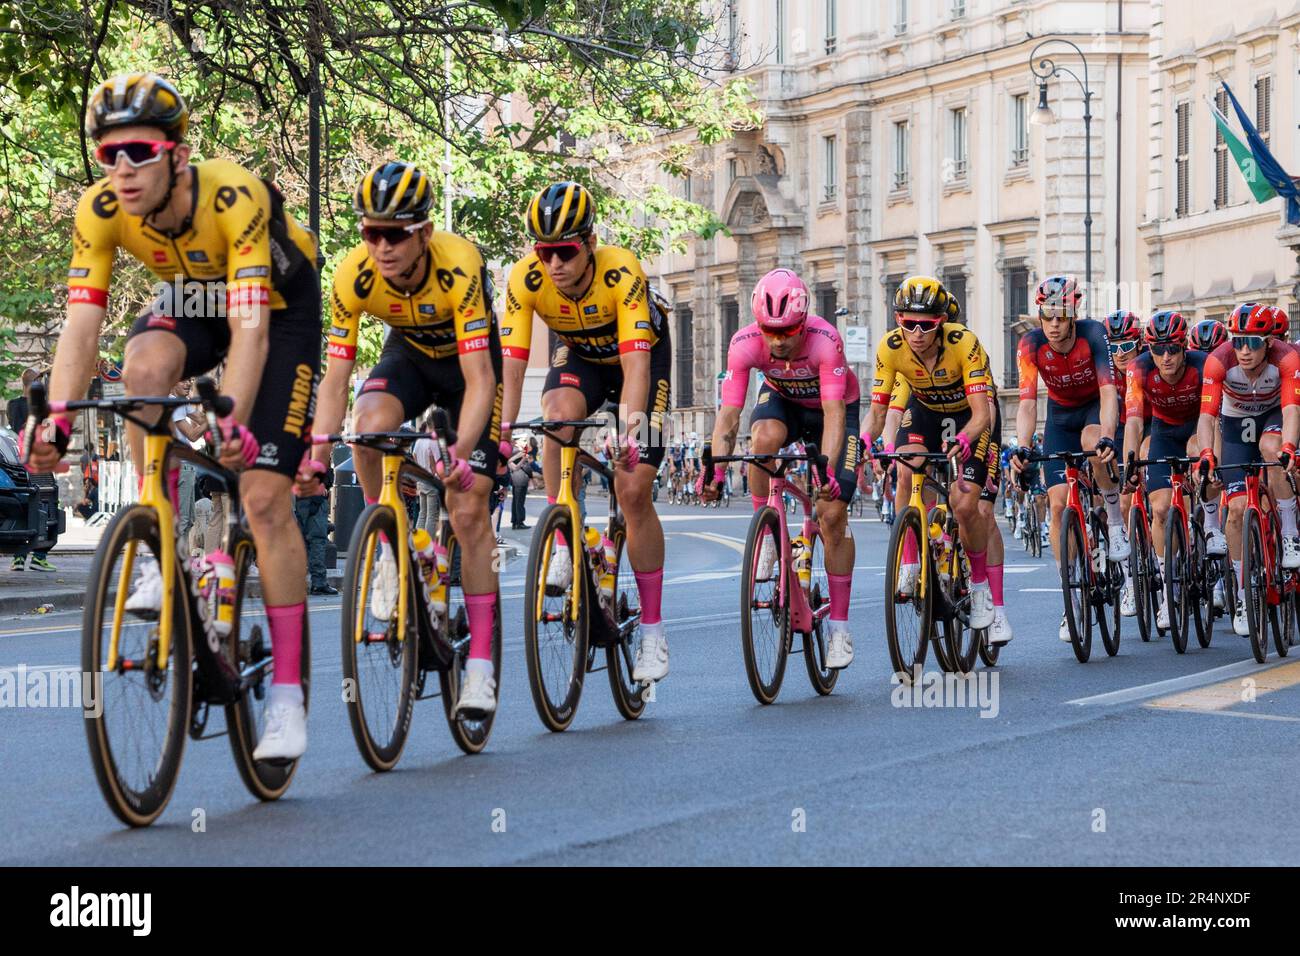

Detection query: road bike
(1028, 450), (1122, 662)
(324, 411), (501, 770)
(703, 443), (838, 703)
(1228, 460), (1298, 663)
(25, 379), (308, 827)
(1123, 456), (1161, 643)
(520, 419), (646, 731)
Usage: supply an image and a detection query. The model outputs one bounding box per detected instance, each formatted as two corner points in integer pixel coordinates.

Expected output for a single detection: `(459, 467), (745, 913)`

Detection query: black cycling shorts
(981, 400), (1004, 503)
(897, 399), (991, 491)
(127, 298), (321, 479)
(361, 330), (504, 479)
(1219, 408), (1283, 498)
(543, 329), (671, 469)
(748, 384), (862, 503)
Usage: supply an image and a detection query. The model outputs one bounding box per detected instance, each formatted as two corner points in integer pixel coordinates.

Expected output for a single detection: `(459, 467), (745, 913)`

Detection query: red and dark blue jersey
(1125, 349), (1207, 426)
(1017, 318), (1115, 408)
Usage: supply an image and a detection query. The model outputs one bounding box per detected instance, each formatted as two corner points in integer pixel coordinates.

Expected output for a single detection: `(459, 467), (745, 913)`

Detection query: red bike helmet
(1227, 301), (1272, 336)
(1190, 318), (1229, 352)
(1034, 275), (1084, 316)
(1268, 305), (1289, 338)
(1144, 310), (1188, 347)
(1104, 309), (1142, 342)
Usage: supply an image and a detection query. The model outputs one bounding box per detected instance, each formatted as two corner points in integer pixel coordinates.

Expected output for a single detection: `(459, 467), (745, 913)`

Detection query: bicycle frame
(878, 451), (961, 603)
(1238, 463), (1282, 604)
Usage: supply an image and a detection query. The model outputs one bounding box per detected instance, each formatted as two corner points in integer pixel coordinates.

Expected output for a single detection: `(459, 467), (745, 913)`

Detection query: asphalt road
(2, 498), (1299, 866)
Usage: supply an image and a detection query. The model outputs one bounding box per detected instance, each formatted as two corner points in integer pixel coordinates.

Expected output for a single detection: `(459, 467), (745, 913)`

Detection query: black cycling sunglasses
(1232, 335), (1268, 351)
(1148, 342), (1184, 357)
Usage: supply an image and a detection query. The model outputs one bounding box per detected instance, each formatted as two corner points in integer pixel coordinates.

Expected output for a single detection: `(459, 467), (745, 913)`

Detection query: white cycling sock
(1234, 559), (1244, 598)
(1202, 500), (1222, 533)
(1103, 490), (1123, 525)
(1278, 496), (1299, 537)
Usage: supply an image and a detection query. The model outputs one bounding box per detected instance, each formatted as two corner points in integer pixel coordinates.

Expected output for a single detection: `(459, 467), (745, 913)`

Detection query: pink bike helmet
(751, 268), (809, 329)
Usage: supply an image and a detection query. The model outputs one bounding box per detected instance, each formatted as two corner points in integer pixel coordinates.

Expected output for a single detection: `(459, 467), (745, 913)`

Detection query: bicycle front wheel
(1129, 506), (1153, 643)
(801, 529), (838, 696)
(1060, 509), (1093, 662)
(83, 505), (193, 827)
(1242, 509), (1270, 664)
(1189, 518), (1213, 649)
(1164, 517), (1190, 654)
(886, 505), (930, 681)
(1093, 516), (1122, 657)
(523, 503), (588, 731)
(604, 520), (647, 720)
(440, 528), (502, 753)
(340, 504), (417, 771)
(1267, 519), (1293, 660)
(740, 506), (790, 704)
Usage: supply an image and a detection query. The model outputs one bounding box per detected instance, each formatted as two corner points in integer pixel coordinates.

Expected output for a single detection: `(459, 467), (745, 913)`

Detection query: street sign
(843, 326), (871, 363)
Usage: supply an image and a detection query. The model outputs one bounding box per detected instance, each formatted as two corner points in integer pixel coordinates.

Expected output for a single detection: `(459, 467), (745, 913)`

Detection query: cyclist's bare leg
(351, 390), (404, 501)
(241, 469), (307, 607)
(1149, 488), (1172, 558)
(951, 481), (988, 554)
(121, 332), (186, 472)
(748, 419), (788, 505)
(446, 473), (497, 593)
(617, 463), (664, 571)
(1047, 483), (1069, 561)
(818, 498), (853, 574)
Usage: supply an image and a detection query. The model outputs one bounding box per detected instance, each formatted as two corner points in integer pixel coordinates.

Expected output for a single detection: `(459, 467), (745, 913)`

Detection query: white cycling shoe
(1233, 602), (1251, 637)
(1156, 597), (1171, 631)
(125, 559), (163, 616)
(1284, 536), (1300, 569)
(1204, 528), (1228, 556)
(969, 583), (995, 630)
(755, 535), (778, 581)
(633, 624), (670, 682)
(253, 701), (307, 762)
(826, 625), (854, 669)
(456, 667), (497, 716)
(1213, 579), (1226, 610)
(990, 609), (1014, 645)
(1059, 614), (1073, 642)
(897, 562), (920, 596)
(1120, 581), (1136, 617)
(370, 550), (398, 622)
(1107, 525), (1131, 561)
(546, 543), (574, 591)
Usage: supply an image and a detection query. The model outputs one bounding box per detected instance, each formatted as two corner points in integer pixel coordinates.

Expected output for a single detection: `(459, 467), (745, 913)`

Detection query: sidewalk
(0, 514), (522, 618)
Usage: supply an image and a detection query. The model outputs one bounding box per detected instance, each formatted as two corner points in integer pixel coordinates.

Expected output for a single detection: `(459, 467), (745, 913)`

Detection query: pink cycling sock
(465, 592), (496, 661)
(987, 563), (1004, 606)
(968, 549), (988, 586)
(634, 568), (664, 626)
(266, 602), (304, 686)
(828, 573), (853, 622)
(902, 533), (919, 565)
(364, 495), (378, 506)
(547, 496), (567, 547)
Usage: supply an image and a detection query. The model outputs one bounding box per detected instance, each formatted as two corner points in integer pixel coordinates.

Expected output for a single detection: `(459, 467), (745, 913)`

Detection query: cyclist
(701, 269), (861, 667)
(499, 182), (672, 682)
(28, 73), (321, 760)
(309, 161), (503, 716)
(1122, 310), (1214, 630)
(1190, 317), (1230, 614)
(1104, 310), (1145, 617)
(1197, 302), (1300, 636)
(1009, 275), (1125, 642)
(863, 275), (996, 631)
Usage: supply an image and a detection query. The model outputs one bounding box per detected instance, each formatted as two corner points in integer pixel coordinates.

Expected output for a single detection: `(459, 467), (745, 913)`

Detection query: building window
(727, 157), (738, 183)
(682, 174), (692, 203)
(944, 270), (967, 320)
(822, 135), (837, 201)
(1256, 74), (1272, 147)
(893, 120), (910, 190)
(1011, 93), (1028, 167)
(1214, 87), (1229, 209)
(722, 297), (740, 349)
(884, 275), (904, 330)
(948, 107), (968, 180)
(1175, 100), (1191, 218)
(824, 0), (837, 54)
(726, 0), (739, 71)
(1003, 267), (1029, 389)
(816, 284), (837, 322)
(894, 0), (908, 35)
(950, 0), (966, 18)
(774, 0), (785, 64)
(675, 307), (694, 407)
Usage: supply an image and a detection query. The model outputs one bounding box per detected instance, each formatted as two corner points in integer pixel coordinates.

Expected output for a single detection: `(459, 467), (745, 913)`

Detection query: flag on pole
(1220, 80), (1300, 226)
(1208, 95), (1276, 203)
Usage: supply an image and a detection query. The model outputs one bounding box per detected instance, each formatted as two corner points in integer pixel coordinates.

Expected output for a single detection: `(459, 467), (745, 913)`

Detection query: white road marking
(1146, 707), (1300, 723)
(1066, 658), (1278, 706)
(677, 532), (747, 555)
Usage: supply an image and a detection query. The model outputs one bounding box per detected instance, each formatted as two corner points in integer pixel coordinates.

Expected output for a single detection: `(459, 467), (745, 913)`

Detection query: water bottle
(792, 535), (811, 587)
(600, 535), (617, 600)
(198, 550), (236, 638)
(411, 528), (436, 603)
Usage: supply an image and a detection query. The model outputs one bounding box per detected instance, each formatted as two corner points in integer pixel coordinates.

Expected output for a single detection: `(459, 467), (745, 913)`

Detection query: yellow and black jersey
(870, 322), (991, 414)
(501, 245), (661, 365)
(327, 231), (492, 362)
(69, 158), (317, 313)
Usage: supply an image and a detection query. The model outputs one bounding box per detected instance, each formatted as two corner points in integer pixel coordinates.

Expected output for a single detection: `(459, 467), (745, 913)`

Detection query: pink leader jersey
(720, 315), (860, 409)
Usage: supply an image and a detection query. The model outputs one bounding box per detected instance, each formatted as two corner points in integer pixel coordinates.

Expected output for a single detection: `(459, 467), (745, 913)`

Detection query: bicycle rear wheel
(439, 528), (503, 753)
(740, 506), (790, 704)
(801, 529), (838, 695)
(83, 505), (193, 827)
(885, 505), (931, 681)
(941, 538), (981, 674)
(1060, 509), (1093, 662)
(604, 520), (648, 720)
(1242, 509), (1270, 664)
(523, 503), (588, 731)
(1129, 507), (1153, 643)
(1164, 517), (1191, 654)
(1267, 519), (1293, 660)
(1189, 518), (1213, 648)
(1093, 516), (1122, 657)
(227, 531), (312, 795)
(339, 504), (417, 771)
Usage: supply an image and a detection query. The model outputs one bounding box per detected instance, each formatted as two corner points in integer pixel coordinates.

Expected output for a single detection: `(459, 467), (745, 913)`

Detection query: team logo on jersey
(152, 250), (168, 263)
(187, 251), (209, 263)
(559, 304), (571, 315)
(389, 303), (402, 313)
(935, 369), (948, 378)
(584, 305), (598, 315)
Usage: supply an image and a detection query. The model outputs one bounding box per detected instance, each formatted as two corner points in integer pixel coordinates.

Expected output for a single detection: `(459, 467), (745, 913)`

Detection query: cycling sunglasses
(534, 241), (584, 264)
(759, 323), (805, 339)
(94, 139), (175, 171)
(897, 316), (942, 333)
(359, 222), (425, 245)
(1148, 342), (1184, 357)
(1108, 339), (1140, 355)
(1232, 335), (1268, 351)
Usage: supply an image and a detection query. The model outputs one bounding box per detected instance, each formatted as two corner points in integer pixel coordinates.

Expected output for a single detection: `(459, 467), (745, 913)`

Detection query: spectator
(294, 457), (337, 595)
(8, 368), (56, 572)
(76, 446), (100, 520)
(171, 380), (206, 539)
(508, 440), (532, 529)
